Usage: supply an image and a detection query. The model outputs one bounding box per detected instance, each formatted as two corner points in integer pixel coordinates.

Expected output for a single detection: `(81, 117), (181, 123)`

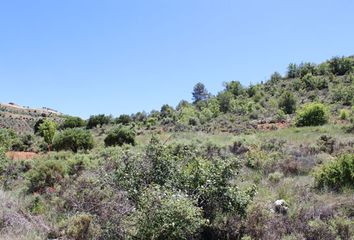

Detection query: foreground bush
(52, 128), (94, 152)
(104, 126), (136, 147)
(126, 186), (206, 240)
(295, 103), (329, 127)
(315, 154), (354, 190)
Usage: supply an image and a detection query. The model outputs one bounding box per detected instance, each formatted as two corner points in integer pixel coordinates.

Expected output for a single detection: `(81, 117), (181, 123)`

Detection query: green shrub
(314, 154), (354, 190)
(60, 116), (85, 129)
(52, 128), (94, 152)
(26, 159), (67, 193)
(65, 213), (101, 240)
(339, 109), (350, 120)
(115, 114), (132, 125)
(86, 114), (112, 129)
(295, 103), (329, 127)
(104, 126), (136, 147)
(126, 186), (206, 240)
(278, 91), (297, 114)
(0, 128), (17, 150)
(268, 171), (284, 183)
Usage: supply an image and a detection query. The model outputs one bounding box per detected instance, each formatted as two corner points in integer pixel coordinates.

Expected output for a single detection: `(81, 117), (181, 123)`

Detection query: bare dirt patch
(6, 151), (38, 160)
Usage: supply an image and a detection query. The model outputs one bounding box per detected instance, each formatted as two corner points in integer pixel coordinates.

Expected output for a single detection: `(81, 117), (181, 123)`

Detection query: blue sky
(0, 0), (353, 118)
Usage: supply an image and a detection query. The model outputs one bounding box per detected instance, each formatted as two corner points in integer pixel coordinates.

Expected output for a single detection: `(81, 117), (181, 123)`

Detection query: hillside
(0, 102), (63, 134)
(0, 55), (354, 240)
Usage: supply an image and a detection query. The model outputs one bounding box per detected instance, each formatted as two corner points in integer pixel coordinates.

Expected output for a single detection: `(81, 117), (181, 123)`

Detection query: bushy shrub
(104, 126), (136, 147)
(339, 109), (350, 120)
(268, 171), (284, 183)
(52, 128), (94, 152)
(126, 185), (206, 240)
(26, 159), (67, 193)
(11, 134), (34, 152)
(65, 213), (101, 240)
(278, 91), (297, 114)
(38, 120), (57, 150)
(115, 114), (132, 125)
(86, 114), (111, 129)
(295, 103), (329, 127)
(60, 116), (85, 129)
(315, 154), (354, 190)
(0, 128), (17, 150)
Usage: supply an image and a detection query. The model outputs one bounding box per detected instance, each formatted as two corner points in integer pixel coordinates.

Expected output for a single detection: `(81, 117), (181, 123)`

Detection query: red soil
(6, 151), (38, 160)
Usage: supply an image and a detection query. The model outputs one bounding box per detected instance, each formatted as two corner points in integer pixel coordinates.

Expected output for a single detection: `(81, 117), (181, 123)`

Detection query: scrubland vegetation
(1, 56), (354, 239)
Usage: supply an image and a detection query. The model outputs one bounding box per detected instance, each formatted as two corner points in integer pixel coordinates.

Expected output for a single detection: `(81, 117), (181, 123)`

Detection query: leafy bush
(315, 154), (354, 190)
(0, 128), (17, 150)
(126, 185), (206, 240)
(295, 103), (329, 127)
(104, 126), (136, 147)
(52, 128), (94, 152)
(11, 134), (34, 152)
(328, 56), (354, 75)
(38, 119), (57, 150)
(115, 114), (132, 125)
(278, 91), (297, 114)
(60, 116), (85, 129)
(86, 114), (112, 129)
(65, 213), (101, 240)
(26, 159), (67, 193)
(339, 109), (350, 120)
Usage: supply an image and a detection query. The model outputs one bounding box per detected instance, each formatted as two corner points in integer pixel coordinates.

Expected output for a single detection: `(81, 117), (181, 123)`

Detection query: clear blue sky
(1, 0), (353, 118)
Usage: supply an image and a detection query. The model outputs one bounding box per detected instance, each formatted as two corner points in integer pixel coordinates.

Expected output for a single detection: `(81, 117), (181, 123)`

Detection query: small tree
(60, 116), (85, 129)
(295, 103), (329, 127)
(224, 81), (244, 97)
(104, 126), (136, 147)
(39, 120), (57, 151)
(192, 82), (210, 103)
(87, 114), (112, 129)
(287, 63), (299, 78)
(115, 114), (132, 125)
(52, 128), (94, 152)
(278, 91), (297, 114)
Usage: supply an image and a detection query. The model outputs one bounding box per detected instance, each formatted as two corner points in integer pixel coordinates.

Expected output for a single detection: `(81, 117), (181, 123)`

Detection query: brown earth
(6, 151), (38, 160)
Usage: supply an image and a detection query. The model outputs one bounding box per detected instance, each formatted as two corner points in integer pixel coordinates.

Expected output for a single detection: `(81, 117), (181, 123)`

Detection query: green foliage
(60, 116), (85, 129)
(328, 56), (354, 75)
(11, 134), (34, 152)
(39, 119), (57, 147)
(0, 128), (17, 150)
(278, 91), (297, 114)
(33, 118), (45, 134)
(224, 81), (244, 97)
(295, 103), (329, 127)
(52, 128), (94, 152)
(287, 63), (299, 78)
(339, 109), (350, 120)
(104, 126), (136, 147)
(192, 82), (210, 103)
(160, 104), (175, 119)
(315, 154), (354, 191)
(26, 159), (67, 193)
(217, 91), (234, 113)
(126, 185), (206, 240)
(178, 105), (198, 125)
(65, 213), (101, 240)
(115, 114), (132, 125)
(86, 114), (112, 129)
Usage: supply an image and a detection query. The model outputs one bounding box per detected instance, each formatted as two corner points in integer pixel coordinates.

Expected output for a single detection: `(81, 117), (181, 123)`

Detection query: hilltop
(0, 102), (63, 134)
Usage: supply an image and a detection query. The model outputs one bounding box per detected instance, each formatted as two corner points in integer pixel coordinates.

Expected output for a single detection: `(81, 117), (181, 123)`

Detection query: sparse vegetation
(1, 55), (354, 239)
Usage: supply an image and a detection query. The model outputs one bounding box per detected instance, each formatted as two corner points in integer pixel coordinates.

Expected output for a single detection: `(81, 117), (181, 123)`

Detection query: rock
(274, 199), (288, 215)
